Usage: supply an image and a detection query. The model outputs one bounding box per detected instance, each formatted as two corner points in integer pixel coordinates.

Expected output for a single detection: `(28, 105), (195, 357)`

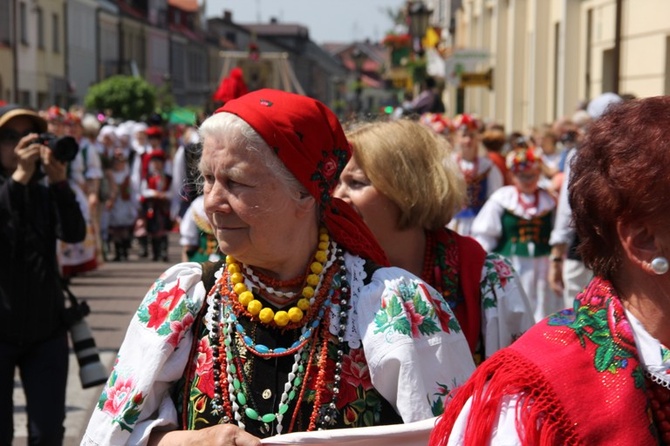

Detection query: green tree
(85, 75), (156, 121)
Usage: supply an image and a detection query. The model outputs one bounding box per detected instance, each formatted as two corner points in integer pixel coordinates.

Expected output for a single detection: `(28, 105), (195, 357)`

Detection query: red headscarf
(216, 89), (389, 267)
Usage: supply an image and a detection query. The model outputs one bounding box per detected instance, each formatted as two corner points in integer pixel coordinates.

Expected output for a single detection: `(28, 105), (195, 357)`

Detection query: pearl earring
(651, 257), (669, 275)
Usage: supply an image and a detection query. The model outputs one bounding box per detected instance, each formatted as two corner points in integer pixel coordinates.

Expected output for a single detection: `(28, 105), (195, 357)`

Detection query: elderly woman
(335, 119), (532, 365)
(471, 148), (560, 322)
(429, 96), (670, 445)
(82, 90), (475, 445)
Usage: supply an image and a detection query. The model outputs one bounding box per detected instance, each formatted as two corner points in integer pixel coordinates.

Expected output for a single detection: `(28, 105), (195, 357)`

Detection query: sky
(205, 0), (407, 44)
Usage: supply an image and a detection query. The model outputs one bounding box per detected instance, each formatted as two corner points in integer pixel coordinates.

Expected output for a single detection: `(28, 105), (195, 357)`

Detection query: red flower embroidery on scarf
(322, 157), (338, 180)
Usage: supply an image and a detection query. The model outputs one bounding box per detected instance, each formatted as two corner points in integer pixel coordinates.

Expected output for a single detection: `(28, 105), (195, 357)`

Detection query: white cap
(587, 93), (623, 120)
(133, 122), (148, 134)
(97, 125), (118, 143)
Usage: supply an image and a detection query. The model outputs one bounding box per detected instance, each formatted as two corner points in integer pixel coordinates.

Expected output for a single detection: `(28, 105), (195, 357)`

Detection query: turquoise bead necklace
(209, 240), (348, 435)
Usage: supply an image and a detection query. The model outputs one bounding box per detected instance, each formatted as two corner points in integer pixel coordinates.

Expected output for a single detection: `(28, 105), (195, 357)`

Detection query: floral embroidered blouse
(81, 253), (476, 445)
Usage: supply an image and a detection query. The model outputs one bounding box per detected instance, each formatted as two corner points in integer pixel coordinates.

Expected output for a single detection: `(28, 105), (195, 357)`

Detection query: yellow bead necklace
(225, 228), (331, 328)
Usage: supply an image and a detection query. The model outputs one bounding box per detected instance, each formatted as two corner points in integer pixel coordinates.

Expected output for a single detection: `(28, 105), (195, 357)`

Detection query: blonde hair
(347, 119), (465, 230)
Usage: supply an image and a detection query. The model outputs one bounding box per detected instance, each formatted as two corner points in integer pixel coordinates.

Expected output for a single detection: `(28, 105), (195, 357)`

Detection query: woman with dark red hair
(82, 89), (475, 445)
(429, 96), (670, 446)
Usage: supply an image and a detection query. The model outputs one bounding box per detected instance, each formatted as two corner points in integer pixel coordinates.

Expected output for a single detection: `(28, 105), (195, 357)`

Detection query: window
(52, 13), (60, 52)
(36, 8), (44, 49)
(20, 2), (28, 45)
(0, 0), (10, 44)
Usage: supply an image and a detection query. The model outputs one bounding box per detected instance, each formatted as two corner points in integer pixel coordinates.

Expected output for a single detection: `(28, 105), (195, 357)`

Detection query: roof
(168, 0), (199, 13)
(243, 23), (309, 38)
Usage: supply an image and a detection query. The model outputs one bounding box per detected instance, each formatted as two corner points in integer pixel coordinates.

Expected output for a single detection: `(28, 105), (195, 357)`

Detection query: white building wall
(448, 0), (670, 129)
(67, 0), (97, 105)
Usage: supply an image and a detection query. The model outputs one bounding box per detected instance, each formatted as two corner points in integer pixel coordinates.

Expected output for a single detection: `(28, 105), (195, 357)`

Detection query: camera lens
(51, 136), (79, 162)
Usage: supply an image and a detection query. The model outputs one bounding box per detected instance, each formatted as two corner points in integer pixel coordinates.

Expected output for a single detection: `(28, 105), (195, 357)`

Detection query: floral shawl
(430, 276), (659, 446)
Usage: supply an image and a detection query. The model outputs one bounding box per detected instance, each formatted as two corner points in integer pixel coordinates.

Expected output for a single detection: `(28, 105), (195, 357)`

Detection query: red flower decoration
(420, 282), (452, 333)
(195, 337), (215, 397)
(102, 377), (135, 416)
(322, 158), (338, 180)
(403, 301), (425, 337)
(146, 280), (185, 329)
(166, 312), (195, 348)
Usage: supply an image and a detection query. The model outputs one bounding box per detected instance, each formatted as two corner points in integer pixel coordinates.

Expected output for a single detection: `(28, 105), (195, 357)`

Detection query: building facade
(444, 0), (670, 131)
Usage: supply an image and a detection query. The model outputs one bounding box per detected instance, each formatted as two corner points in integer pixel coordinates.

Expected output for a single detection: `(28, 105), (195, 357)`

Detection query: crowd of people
(2, 88), (669, 446)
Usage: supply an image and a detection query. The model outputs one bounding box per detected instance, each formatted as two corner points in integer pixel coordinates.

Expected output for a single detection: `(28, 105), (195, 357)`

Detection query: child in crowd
(140, 149), (172, 261)
(106, 149), (136, 261)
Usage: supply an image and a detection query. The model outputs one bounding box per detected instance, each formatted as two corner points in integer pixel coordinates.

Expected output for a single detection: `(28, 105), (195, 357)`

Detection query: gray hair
(196, 112), (307, 200)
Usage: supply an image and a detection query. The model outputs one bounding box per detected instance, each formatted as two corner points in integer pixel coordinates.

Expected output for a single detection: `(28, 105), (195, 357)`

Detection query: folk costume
(422, 228), (532, 365)
(140, 149), (172, 261)
(179, 195), (221, 263)
(82, 90), (476, 445)
(448, 114), (504, 237)
(448, 155), (504, 237)
(107, 152), (137, 261)
(429, 276), (670, 446)
(472, 150), (560, 322)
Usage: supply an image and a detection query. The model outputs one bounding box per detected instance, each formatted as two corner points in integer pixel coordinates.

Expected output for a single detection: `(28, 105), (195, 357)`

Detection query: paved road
(12, 234), (182, 446)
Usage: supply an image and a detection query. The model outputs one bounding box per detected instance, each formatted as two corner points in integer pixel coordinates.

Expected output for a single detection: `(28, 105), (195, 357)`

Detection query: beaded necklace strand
(208, 236), (350, 435)
(226, 229), (332, 328)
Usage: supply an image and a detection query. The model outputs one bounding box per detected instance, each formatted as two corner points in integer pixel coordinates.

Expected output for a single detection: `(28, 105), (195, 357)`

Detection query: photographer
(0, 105), (85, 445)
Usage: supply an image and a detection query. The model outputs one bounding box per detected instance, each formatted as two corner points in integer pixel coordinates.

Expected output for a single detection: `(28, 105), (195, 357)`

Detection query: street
(12, 233), (182, 446)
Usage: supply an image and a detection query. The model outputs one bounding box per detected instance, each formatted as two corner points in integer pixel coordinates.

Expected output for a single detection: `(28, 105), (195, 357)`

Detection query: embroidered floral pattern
(481, 255), (514, 310)
(373, 281), (460, 337)
(97, 368), (145, 432)
(548, 279), (636, 374)
(661, 345), (670, 366)
(310, 148), (349, 204)
(429, 382), (453, 416)
(137, 279), (198, 347)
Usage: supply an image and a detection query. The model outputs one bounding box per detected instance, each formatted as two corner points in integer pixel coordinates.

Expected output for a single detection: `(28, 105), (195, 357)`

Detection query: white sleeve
(81, 262), (206, 446)
(84, 143), (104, 180)
(549, 149), (576, 246)
(480, 254), (534, 359)
(354, 266), (476, 423)
(179, 203), (199, 247)
(471, 191), (505, 252)
(446, 393), (523, 446)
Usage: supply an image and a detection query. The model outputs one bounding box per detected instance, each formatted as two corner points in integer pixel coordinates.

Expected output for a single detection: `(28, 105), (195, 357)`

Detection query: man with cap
(0, 104), (86, 444)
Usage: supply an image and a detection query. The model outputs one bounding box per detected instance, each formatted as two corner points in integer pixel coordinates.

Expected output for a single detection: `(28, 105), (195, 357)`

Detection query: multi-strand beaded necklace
(205, 230), (350, 435)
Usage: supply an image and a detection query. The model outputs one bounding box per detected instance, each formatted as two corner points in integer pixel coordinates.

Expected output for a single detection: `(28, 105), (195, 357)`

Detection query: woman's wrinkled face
(333, 156), (400, 249)
(200, 135), (303, 265)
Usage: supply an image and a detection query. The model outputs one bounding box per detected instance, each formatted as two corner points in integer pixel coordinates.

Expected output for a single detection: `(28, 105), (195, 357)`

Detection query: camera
(69, 318), (109, 388)
(63, 296), (108, 389)
(32, 133), (79, 162)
